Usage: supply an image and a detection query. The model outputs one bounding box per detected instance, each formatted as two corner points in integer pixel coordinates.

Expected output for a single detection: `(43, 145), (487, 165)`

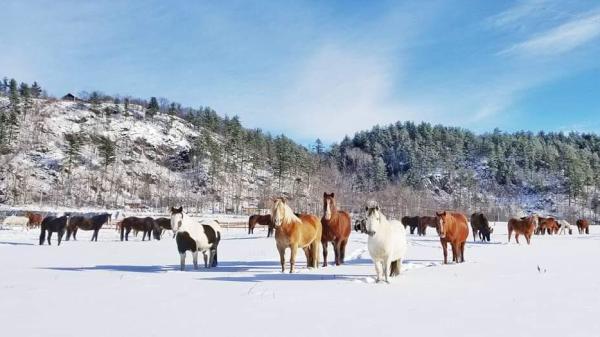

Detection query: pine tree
(146, 97), (159, 118)
(7, 79), (20, 143)
(30, 81), (42, 98)
(19, 83), (33, 117)
(97, 135), (116, 169)
(64, 132), (83, 197)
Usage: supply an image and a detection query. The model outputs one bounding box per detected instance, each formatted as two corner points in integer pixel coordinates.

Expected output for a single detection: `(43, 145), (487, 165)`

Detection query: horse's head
(170, 206), (184, 233)
(435, 211), (448, 239)
(323, 192), (336, 221)
(271, 198), (287, 227)
(365, 201), (382, 237)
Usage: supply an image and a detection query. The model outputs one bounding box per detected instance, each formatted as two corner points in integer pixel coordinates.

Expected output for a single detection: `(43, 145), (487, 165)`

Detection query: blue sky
(1, 0), (600, 144)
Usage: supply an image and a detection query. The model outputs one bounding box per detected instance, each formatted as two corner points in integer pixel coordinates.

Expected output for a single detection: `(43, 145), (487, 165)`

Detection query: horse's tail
(211, 231), (221, 267)
(39, 221), (46, 245)
(390, 259), (401, 277)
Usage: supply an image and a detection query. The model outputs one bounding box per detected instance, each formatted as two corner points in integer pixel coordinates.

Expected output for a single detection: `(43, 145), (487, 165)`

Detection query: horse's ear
(177, 207), (183, 213)
(331, 192), (335, 198)
(323, 192), (327, 198)
(365, 206), (368, 212)
(436, 211), (443, 217)
(375, 205), (379, 211)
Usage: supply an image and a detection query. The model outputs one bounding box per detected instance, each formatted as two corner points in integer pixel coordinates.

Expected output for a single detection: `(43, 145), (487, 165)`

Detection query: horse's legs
(525, 234), (531, 245)
(374, 260), (383, 282)
(508, 228), (512, 243)
(180, 252), (186, 271)
(289, 244), (298, 273)
(450, 243), (458, 263)
(340, 239), (348, 264)
(472, 229), (477, 242)
(321, 242), (328, 267)
(65, 228), (71, 241)
(73, 228), (77, 241)
(460, 242), (466, 263)
(515, 233), (520, 244)
(277, 245), (286, 273)
(125, 228), (131, 241)
(47, 231), (53, 245)
(120, 226), (125, 241)
(441, 241), (448, 264)
(334, 240), (342, 266)
(58, 230), (64, 246)
(39, 228), (46, 245)
(192, 251), (199, 269)
(383, 258), (391, 283)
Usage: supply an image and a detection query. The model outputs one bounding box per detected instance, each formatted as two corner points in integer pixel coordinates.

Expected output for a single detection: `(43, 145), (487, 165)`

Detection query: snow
(0, 222), (599, 337)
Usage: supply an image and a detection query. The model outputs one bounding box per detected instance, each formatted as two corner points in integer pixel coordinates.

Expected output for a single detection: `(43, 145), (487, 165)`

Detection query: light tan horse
(271, 198), (322, 273)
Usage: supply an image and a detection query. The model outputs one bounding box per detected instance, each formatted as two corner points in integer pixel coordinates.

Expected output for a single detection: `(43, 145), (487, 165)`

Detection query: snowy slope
(0, 223), (598, 337)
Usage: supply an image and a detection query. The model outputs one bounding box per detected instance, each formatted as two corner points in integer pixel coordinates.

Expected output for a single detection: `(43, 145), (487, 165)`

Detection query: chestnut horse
(25, 212), (43, 230)
(271, 198), (322, 273)
(538, 217), (559, 235)
(248, 214), (274, 237)
(418, 216), (437, 236)
(321, 193), (351, 266)
(508, 215), (538, 244)
(576, 219), (590, 234)
(435, 211), (469, 264)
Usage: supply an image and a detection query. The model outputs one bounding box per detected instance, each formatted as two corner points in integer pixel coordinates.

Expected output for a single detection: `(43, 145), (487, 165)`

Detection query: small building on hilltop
(61, 93), (78, 101)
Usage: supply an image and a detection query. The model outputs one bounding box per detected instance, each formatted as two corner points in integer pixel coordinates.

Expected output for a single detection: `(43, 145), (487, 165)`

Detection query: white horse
(2, 215), (30, 230)
(170, 207), (221, 271)
(557, 219), (572, 235)
(365, 202), (408, 283)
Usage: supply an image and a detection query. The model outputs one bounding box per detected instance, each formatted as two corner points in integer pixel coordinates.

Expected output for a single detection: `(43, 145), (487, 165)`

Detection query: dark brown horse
(576, 219), (590, 234)
(418, 216), (437, 236)
(470, 212), (493, 242)
(508, 215), (538, 244)
(435, 211), (469, 264)
(154, 217), (172, 239)
(321, 193), (351, 266)
(25, 212), (43, 230)
(119, 217), (156, 241)
(401, 216), (420, 235)
(39, 216), (70, 246)
(248, 214), (274, 237)
(66, 213), (111, 241)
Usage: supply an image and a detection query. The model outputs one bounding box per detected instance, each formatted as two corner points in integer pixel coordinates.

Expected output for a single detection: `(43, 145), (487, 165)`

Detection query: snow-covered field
(1, 223), (598, 337)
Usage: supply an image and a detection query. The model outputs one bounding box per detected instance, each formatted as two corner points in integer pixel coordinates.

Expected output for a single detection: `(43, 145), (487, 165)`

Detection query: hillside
(1, 78), (599, 222)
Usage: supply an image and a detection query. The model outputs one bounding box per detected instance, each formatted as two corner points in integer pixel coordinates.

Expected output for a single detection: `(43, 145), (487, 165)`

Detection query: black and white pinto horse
(39, 215), (70, 246)
(170, 207), (221, 271)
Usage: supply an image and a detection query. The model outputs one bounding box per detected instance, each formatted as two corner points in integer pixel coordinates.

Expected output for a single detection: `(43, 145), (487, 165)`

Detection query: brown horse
(66, 213), (111, 241)
(154, 217), (172, 239)
(25, 212), (43, 230)
(537, 217), (559, 235)
(435, 211), (469, 264)
(321, 193), (351, 267)
(248, 214), (274, 237)
(120, 217), (156, 241)
(508, 215), (538, 244)
(576, 219), (590, 234)
(271, 197), (322, 273)
(418, 216), (437, 236)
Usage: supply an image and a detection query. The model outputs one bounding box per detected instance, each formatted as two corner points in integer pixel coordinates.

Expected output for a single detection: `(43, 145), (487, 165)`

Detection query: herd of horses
(1, 194), (593, 282)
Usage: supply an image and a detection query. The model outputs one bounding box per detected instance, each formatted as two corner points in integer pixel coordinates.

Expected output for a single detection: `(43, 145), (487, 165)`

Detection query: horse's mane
(273, 199), (301, 224)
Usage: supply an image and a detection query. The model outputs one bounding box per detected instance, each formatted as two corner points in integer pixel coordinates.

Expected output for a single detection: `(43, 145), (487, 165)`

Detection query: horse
(401, 216), (420, 235)
(170, 207), (221, 270)
(321, 192), (351, 267)
(354, 218), (367, 233)
(248, 214), (274, 237)
(154, 217), (172, 239)
(120, 217), (156, 241)
(435, 211), (469, 264)
(66, 213), (111, 241)
(271, 197), (322, 273)
(39, 216), (70, 246)
(539, 217), (559, 235)
(417, 216), (437, 236)
(25, 212), (43, 230)
(576, 219), (590, 234)
(2, 215), (30, 229)
(470, 212), (493, 242)
(508, 215), (538, 244)
(365, 202), (407, 283)
(557, 220), (572, 235)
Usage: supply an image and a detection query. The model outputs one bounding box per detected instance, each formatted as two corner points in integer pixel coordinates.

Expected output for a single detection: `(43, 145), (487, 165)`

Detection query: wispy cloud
(500, 10), (600, 57)
(488, 0), (551, 29)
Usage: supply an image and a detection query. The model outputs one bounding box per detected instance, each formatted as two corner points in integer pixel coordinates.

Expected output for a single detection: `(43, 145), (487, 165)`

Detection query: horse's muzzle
(367, 230), (376, 237)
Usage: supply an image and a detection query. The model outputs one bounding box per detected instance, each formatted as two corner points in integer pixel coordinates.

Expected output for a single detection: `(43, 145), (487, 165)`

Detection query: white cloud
(500, 11), (600, 57)
(488, 0), (550, 29)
